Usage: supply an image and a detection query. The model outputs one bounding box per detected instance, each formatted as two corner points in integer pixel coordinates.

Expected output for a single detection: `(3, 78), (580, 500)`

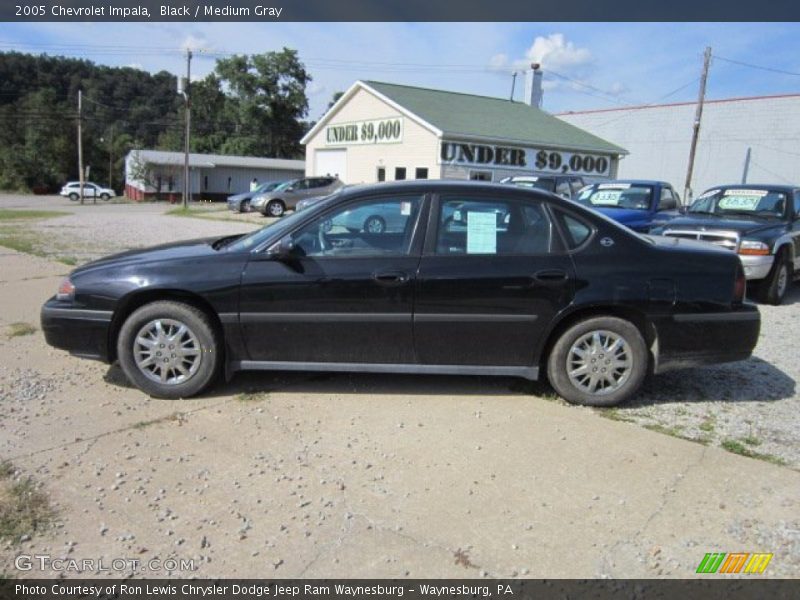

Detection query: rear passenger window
(436, 197), (552, 256)
(553, 210), (592, 249)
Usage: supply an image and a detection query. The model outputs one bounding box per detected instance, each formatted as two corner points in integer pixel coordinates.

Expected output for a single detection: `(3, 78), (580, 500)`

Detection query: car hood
(659, 213), (779, 235)
(72, 236), (239, 274)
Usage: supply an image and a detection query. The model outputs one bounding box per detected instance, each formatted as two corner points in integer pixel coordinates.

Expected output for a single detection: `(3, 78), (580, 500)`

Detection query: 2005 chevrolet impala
(41, 181), (760, 406)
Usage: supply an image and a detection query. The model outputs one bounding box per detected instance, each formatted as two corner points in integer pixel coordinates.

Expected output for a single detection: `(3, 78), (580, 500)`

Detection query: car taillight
(733, 264), (746, 304)
(57, 278), (75, 301)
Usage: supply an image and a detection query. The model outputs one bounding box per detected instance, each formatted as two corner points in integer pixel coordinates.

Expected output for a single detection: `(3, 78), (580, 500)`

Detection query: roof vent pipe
(524, 63), (544, 108)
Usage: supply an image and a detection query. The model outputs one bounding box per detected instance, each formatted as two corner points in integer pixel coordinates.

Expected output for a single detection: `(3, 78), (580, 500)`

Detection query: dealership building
(558, 93), (800, 199)
(301, 75), (627, 185)
(125, 150), (305, 201)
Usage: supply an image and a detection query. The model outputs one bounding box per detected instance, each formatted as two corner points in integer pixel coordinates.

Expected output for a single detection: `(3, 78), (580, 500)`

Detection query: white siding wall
(304, 87), (440, 184)
(559, 95), (800, 199)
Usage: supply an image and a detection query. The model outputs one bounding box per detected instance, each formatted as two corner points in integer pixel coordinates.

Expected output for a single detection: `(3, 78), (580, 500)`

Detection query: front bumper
(40, 298), (113, 362)
(740, 254), (774, 281)
(653, 304), (760, 373)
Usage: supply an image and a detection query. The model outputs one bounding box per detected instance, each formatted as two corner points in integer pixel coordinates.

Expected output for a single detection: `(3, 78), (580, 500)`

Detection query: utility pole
(108, 126), (114, 190)
(510, 72), (518, 102)
(741, 147), (751, 184)
(183, 49), (192, 208)
(683, 46), (712, 203)
(77, 89), (84, 205)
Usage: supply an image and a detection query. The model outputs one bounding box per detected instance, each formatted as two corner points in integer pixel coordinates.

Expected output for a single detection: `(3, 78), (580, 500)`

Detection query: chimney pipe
(524, 63), (544, 108)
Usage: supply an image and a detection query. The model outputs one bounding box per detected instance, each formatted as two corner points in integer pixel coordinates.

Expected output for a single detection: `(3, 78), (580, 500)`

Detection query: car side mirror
(267, 235), (295, 260)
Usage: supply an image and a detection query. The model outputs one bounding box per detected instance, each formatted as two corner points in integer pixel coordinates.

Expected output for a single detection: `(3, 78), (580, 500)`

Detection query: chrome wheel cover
(365, 217), (384, 233)
(268, 202), (283, 216)
(133, 318), (202, 385)
(776, 264), (788, 298)
(567, 330), (632, 395)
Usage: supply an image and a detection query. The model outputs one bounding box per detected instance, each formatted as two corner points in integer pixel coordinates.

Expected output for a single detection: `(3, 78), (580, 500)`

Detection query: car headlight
(57, 278), (75, 301)
(738, 240), (770, 256)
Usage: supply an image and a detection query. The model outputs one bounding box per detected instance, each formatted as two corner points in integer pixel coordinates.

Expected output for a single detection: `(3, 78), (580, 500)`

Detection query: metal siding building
(124, 150), (305, 201)
(302, 80), (627, 185)
(558, 94), (800, 200)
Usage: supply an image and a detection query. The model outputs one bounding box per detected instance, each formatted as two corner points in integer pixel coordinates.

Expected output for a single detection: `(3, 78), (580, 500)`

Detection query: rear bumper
(653, 304), (760, 373)
(40, 298), (113, 362)
(740, 254), (774, 281)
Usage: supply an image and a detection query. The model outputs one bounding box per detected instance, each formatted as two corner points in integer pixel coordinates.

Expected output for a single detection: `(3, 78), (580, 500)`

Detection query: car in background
(650, 184), (800, 305)
(60, 181), (115, 201)
(500, 175), (586, 199)
(226, 181), (285, 213)
(42, 180), (759, 407)
(251, 176), (343, 217)
(573, 180), (681, 233)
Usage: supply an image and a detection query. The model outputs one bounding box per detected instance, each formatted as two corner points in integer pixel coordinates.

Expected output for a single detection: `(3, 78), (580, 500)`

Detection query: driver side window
(290, 195), (422, 258)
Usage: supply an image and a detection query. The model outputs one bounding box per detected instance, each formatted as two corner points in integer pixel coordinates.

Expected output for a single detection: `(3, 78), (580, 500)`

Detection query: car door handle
(532, 269), (569, 286)
(372, 270), (409, 286)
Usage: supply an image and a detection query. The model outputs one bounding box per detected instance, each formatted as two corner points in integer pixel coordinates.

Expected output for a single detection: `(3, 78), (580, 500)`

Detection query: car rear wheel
(241, 199), (251, 213)
(265, 199), (285, 217)
(757, 250), (790, 305)
(117, 301), (221, 399)
(546, 316), (647, 407)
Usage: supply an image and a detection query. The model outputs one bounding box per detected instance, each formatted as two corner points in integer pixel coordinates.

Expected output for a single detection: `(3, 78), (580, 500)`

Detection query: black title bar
(3, 0), (800, 22)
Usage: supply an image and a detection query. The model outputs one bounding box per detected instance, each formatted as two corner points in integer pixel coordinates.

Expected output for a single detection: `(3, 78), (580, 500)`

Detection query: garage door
(314, 149), (347, 180)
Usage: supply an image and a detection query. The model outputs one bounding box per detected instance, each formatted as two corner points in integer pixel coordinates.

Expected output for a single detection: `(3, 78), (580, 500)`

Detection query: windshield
(272, 180), (296, 193)
(576, 184), (653, 211)
(690, 188), (787, 218)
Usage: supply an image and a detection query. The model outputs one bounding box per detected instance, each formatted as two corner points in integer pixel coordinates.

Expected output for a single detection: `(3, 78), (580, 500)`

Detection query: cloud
(181, 34), (212, 52)
(523, 33), (592, 71)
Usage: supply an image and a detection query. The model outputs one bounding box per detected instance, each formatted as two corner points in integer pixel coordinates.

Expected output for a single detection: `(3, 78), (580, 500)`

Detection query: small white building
(301, 76), (626, 185)
(558, 93), (800, 199)
(125, 149), (305, 201)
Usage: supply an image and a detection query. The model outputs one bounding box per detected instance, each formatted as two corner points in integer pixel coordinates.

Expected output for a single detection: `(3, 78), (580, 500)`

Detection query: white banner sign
(439, 141), (612, 177)
(325, 117), (403, 146)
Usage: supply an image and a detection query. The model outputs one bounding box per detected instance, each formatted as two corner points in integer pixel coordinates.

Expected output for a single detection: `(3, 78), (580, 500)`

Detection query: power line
(713, 54), (800, 78)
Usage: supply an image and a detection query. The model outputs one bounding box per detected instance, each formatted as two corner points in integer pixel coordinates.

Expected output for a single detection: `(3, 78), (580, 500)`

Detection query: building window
(395, 167), (407, 181)
(377, 167), (386, 182)
(469, 170), (492, 182)
(415, 168), (428, 180)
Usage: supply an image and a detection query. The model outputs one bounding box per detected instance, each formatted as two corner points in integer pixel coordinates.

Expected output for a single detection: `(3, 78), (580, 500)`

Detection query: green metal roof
(364, 80), (627, 156)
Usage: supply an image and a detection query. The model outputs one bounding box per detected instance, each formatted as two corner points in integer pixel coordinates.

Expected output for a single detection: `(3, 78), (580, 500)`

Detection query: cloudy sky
(1, 22), (799, 120)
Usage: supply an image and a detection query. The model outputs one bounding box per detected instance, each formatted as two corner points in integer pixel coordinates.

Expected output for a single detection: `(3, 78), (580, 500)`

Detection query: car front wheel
(117, 301), (221, 399)
(546, 316), (647, 407)
(265, 200), (285, 217)
(757, 251), (790, 305)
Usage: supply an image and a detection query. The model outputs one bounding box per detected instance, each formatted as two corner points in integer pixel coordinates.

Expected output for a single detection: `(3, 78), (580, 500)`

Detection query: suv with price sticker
(573, 180), (682, 233)
(651, 184), (800, 305)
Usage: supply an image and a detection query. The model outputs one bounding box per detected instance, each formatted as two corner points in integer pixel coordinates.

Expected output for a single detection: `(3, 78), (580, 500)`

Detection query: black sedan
(41, 181), (760, 406)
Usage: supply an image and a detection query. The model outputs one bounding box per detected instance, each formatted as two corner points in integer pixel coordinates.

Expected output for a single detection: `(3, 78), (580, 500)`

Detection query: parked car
(251, 176), (343, 217)
(500, 175), (586, 199)
(60, 181), (115, 201)
(41, 180), (759, 406)
(227, 181), (285, 213)
(571, 180), (681, 233)
(650, 184), (800, 305)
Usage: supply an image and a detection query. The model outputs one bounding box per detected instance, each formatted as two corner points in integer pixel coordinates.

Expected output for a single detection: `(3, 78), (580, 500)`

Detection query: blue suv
(573, 180), (682, 232)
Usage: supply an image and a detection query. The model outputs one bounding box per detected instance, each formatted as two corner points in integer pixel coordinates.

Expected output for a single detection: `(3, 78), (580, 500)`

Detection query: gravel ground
(2, 192), (799, 468)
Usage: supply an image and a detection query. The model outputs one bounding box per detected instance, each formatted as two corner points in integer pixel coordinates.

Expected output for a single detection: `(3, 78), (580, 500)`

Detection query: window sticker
(466, 211), (497, 254)
(591, 190), (624, 205)
(718, 195), (761, 210)
(724, 189), (768, 197)
(598, 183), (631, 189)
(400, 201), (411, 216)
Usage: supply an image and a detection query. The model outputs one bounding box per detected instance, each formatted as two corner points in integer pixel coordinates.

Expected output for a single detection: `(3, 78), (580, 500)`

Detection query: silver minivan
(252, 177), (343, 217)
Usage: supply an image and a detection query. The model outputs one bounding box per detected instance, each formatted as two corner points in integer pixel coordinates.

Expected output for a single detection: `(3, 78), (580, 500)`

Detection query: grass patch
(57, 256), (78, 266)
(742, 435), (762, 447)
(7, 322), (37, 338)
(698, 417), (716, 433)
(721, 439), (786, 466)
(132, 412), (186, 430)
(598, 407), (635, 423)
(644, 423), (684, 437)
(0, 233), (43, 257)
(0, 209), (68, 221)
(236, 392), (269, 403)
(0, 462), (54, 544)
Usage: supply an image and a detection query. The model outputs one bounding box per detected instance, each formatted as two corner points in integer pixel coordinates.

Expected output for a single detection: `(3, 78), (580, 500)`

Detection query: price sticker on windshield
(718, 195), (761, 210)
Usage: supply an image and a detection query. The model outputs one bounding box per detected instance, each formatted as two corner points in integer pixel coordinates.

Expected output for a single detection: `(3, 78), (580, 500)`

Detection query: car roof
(702, 183), (798, 193)
(590, 179), (669, 187)
(335, 179), (564, 200)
